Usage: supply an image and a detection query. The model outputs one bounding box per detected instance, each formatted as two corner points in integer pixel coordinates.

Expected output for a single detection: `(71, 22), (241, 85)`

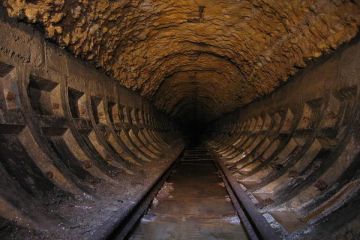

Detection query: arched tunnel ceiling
(3, 0), (360, 123)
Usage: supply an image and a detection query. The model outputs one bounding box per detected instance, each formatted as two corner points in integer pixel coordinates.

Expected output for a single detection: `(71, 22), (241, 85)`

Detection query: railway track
(109, 146), (279, 240)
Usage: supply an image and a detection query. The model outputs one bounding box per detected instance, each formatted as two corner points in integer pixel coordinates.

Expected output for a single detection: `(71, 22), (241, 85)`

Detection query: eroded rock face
(3, 0), (360, 122)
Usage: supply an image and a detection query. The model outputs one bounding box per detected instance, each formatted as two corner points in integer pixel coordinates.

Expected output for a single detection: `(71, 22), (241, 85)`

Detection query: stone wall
(2, 1), (360, 123)
(0, 12), (184, 239)
(208, 35), (360, 239)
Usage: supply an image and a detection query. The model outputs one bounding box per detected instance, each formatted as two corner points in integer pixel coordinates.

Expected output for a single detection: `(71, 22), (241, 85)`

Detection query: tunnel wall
(207, 36), (360, 239)
(0, 13), (184, 239)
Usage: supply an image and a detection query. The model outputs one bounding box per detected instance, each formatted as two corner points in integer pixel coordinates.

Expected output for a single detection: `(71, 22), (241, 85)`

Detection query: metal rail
(214, 155), (280, 240)
(109, 147), (280, 240)
(92, 152), (184, 240)
(216, 165), (260, 240)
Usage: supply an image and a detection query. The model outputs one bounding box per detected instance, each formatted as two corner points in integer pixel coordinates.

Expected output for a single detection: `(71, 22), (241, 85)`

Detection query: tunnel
(1, 1), (360, 239)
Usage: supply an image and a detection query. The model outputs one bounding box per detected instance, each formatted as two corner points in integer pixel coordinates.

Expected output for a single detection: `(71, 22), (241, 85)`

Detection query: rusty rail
(215, 157), (280, 240)
(105, 151), (183, 240)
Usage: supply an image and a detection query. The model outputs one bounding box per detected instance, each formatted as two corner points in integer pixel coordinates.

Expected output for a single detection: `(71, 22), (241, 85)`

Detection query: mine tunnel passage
(129, 146), (250, 240)
(1, 1), (360, 240)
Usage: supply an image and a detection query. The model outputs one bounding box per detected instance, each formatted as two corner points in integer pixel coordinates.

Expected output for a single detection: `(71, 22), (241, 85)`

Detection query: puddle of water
(151, 198), (159, 208)
(141, 212), (157, 223)
(223, 215), (241, 225)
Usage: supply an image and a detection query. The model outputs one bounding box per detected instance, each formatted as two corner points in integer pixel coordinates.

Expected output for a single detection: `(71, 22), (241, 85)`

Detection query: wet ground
(129, 153), (249, 240)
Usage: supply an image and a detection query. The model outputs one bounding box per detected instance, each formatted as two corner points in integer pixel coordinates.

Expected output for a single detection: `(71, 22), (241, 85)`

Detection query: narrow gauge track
(108, 146), (279, 240)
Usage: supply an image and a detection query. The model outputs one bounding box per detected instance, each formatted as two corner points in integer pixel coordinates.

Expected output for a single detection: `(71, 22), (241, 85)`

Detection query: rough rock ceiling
(3, 0), (360, 123)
